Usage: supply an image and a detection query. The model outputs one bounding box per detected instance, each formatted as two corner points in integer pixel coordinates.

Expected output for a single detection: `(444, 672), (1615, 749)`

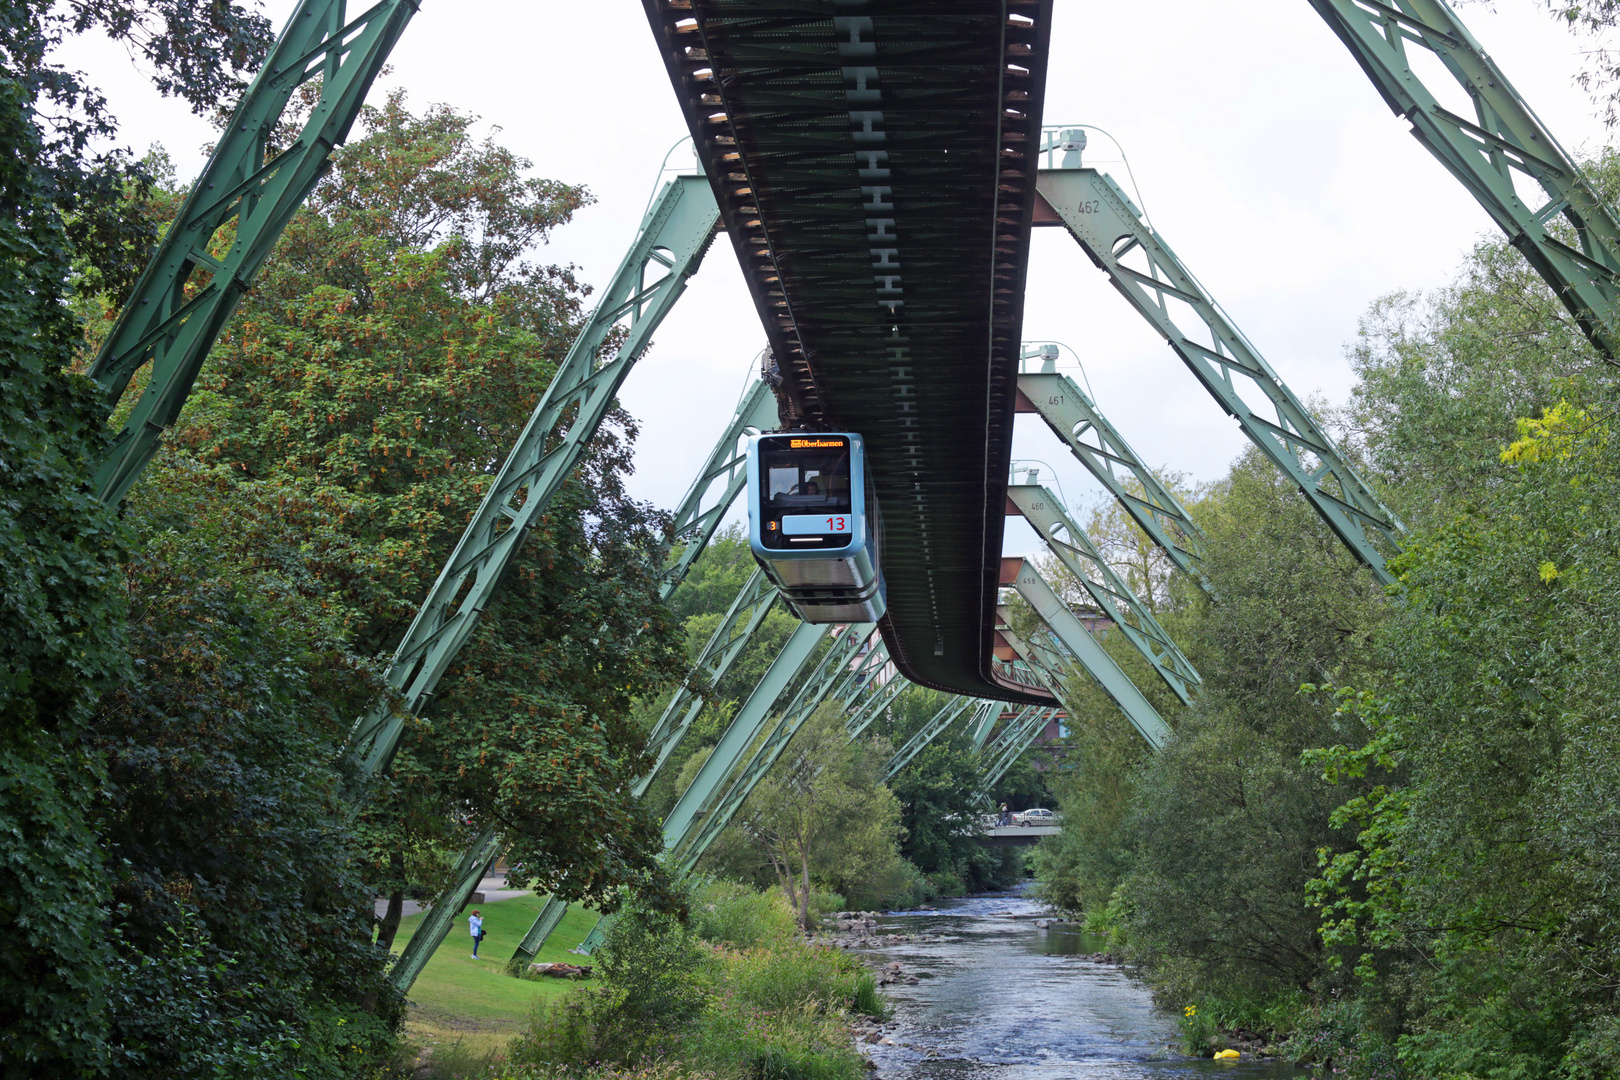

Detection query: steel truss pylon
(884, 695), (977, 781)
(1000, 559), (1172, 749)
(510, 386), (781, 967)
(568, 621), (878, 957)
(1306, 0), (1620, 360)
(1017, 355), (1213, 597)
(1007, 481), (1200, 705)
(377, 175), (721, 995)
(1034, 154), (1404, 584)
(88, 0), (419, 505)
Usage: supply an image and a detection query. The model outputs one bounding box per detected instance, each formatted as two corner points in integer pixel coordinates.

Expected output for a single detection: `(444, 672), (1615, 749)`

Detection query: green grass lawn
(394, 894), (596, 1039)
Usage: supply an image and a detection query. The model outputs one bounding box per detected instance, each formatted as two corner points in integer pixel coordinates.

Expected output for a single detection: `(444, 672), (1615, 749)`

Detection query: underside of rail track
(644, 0), (1056, 703)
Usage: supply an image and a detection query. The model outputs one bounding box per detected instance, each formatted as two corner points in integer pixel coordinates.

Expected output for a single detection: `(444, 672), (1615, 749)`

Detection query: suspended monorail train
(747, 432), (885, 623)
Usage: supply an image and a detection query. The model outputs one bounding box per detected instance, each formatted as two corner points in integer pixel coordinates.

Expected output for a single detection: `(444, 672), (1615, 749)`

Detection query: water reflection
(860, 890), (1304, 1080)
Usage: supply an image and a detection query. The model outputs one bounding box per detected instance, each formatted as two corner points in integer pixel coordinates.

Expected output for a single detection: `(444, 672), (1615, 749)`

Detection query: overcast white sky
(59, 1), (1616, 556)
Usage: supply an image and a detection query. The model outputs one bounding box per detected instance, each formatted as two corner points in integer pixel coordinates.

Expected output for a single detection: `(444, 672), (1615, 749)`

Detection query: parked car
(1014, 808), (1056, 826)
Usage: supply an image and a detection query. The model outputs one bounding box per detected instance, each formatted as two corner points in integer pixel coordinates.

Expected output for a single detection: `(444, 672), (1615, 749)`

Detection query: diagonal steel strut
(88, 0), (420, 505)
(1306, 0), (1620, 359)
(1035, 156), (1404, 583)
(1007, 482), (1200, 705)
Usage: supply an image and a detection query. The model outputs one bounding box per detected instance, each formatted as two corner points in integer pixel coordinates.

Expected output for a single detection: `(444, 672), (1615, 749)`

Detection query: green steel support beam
(1007, 482), (1200, 705)
(669, 622), (880, 871)
(966, 699), (1003, 754)
(511, 410), (781, 968)
(975, 705), (1059, 798)
(884, 696), (976, 781)
(385, 827), (502, 995)
(382, 175), (719, 994)
(1001, 559), (1172, 749)
(87, 0), (419, 505)
(351, 175), (719, 783)
(639, 567), (780, 795)
(844, 671), (909, 739)
(573, 621), (873, 957)
(1035, 161), (1404, 583)
(1017, 364), (1213, 596)
(1306, 0), (1620, 359)
(659, 379), (780, 601)
(512, 568), (780, 967)
(660, 620), (833, 854)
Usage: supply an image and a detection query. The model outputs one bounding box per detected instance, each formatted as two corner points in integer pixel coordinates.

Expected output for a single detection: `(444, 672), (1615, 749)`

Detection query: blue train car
(747, 432), (884, 623)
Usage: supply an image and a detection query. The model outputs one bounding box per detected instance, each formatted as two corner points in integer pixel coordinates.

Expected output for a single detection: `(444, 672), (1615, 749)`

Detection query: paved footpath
(374, 875), (534, 919)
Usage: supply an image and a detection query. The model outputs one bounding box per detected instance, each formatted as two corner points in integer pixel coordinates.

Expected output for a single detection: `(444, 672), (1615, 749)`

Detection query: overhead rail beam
(1307, 0), (1620, 359)
(1007, 482), (1200, 704)
(1016, 356), (1213, 595)
(1034, 154), (1404, 583)
(87, 0), (419, 505)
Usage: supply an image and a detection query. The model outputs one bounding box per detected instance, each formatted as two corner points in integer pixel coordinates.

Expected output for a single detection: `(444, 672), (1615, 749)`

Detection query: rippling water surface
(860, 890), (1304, 1080)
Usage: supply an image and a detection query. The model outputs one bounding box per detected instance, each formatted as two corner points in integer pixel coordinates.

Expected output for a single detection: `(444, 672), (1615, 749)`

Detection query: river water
(859, 889), (1305, 1080)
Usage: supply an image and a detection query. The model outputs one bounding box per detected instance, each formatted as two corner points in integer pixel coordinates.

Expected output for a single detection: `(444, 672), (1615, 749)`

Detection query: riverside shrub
(507, 885), (869, 1080)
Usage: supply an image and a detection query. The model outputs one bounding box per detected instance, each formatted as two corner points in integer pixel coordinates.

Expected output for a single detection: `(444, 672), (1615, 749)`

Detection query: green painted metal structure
(1000, 559), (1172, 749)
(669, 622), (881, 871)
(1017, 359), (1213, 596)
(379, 176), (720, 994)
(349, 175), (720, 786)
(1307, 0), (1620, 359)
(659, 379), (781, 601)
(1035, 154), (1405, 584)
(86, 0), (419, 505)
(884, 695), (978, 780)
(78, 0), (1620, 1001)
(1007, 481), (1200, 705)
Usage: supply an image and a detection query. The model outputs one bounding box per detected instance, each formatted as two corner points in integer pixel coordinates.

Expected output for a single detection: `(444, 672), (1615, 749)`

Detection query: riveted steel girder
(659, 379), (780, 601)
(386, 827), (502, 995)
(884, 695), (976, 781)
(1007, 483), (1200, 705)
(1000, 559), (1171, 748)
(670, 622), (880, 871)
(661, 620), (836, 853)
(513, 408), (781, 967)
(640, 567), (780, 796)
(88, 0), (419, 505)
(1035, 164), (1404, 583)
(1307, 0), (1620, 358)
(966, 698), (1003, 753)
(351, 176), (720, 783)
(974, 704), (1059, 797)
(381, 177), (719, 994)
(569, 621), (879, 957)
(1016, 368), (1213, 595)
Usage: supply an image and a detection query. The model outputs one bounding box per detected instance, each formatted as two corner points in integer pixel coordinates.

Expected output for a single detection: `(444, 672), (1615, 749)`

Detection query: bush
(507, 886), (875, 1080)
(689, 881), (798, 951)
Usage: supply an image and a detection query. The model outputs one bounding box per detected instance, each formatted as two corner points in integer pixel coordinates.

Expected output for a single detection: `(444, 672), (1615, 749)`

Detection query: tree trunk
(375, 849), (406, 951)
(797, 843), (814, 932)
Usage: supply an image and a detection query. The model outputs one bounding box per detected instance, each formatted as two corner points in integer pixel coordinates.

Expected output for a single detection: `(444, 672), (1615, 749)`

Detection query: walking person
(469, 909), (485, 958)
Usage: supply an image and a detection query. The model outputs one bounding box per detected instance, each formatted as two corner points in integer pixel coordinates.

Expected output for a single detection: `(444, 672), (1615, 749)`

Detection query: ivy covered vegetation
(1031, 152), (1620, 1079)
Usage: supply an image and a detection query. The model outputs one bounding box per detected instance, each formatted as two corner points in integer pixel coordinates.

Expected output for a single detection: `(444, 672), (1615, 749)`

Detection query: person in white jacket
(469, 910), (485, 958)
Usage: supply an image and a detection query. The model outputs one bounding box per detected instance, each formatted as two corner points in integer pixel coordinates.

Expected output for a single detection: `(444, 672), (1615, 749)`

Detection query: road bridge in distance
(977, 824), (1060, 847)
